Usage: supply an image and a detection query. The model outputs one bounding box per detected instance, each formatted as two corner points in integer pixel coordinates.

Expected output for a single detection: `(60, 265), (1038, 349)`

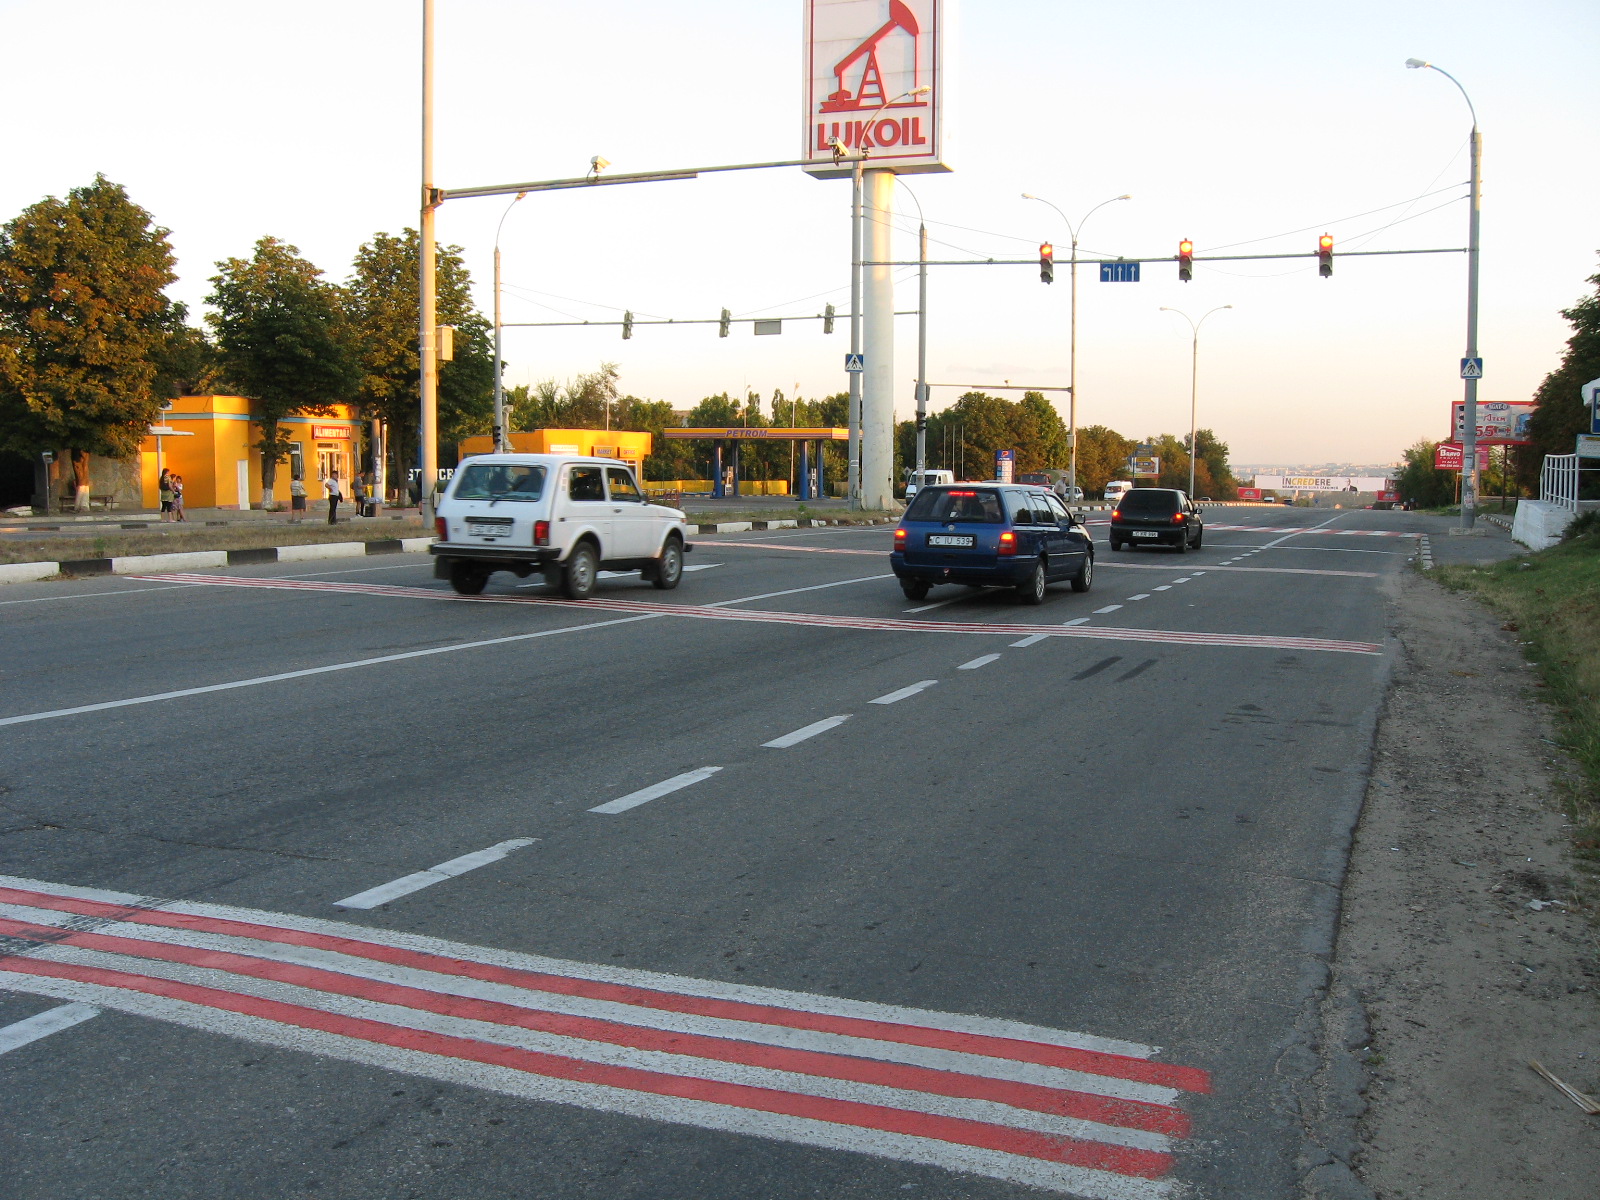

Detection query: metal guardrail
(1541, 453), (1579, 512)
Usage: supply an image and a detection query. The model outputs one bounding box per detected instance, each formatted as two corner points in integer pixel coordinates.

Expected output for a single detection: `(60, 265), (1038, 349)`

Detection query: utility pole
(419, 0), (439, 517)
(847, 152), (863, 509)
(916, 221), (929, 487)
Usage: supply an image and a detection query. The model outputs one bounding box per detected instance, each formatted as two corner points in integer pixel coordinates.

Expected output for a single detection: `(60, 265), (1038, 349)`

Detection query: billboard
(1434, 442), (1490, 471)
(1451, 400), (1533, 446)
(803, 0), (949, 178)
(1238, 487), (1262, 501)
(1129, 456), (1160, 477)
(995, 448), (1015, 483)
(1253, 475), (1392, 492)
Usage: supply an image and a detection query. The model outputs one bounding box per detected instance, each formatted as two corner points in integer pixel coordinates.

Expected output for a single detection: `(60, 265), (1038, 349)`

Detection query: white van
(431, 454), (691, 598)
(1103, 480), (1134, 504)
(904, 469), (955, 499)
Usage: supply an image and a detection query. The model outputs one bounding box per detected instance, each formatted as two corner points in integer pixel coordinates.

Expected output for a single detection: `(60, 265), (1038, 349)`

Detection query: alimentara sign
(802, 0), (949, 178)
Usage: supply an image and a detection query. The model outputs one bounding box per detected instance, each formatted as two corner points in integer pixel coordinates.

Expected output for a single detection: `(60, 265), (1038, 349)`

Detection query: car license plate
(469, 522), (510, 538)
(926, 534), (975, 547)
(1131, 531), (1159, 539)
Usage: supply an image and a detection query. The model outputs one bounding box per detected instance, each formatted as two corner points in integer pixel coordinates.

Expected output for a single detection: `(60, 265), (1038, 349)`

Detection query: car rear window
(905, 488), (1004, 523)
(452, 463), (546, 501)
(1119, 489), (1180, 512)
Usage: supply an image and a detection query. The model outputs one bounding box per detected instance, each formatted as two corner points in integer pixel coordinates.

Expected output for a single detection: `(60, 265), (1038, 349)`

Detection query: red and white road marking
(0, 875), (1207, 1198)
(133, 575), (1384, 656)
(1202, 524), (1421, 537)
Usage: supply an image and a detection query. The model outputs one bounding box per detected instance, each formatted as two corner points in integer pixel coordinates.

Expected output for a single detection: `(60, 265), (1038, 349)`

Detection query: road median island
(1, 520), (433, 581)
(1303, 552), (1600, 1200)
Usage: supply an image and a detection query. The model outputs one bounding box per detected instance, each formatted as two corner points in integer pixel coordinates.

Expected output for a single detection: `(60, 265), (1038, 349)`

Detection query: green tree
(1075, 425), (1135, 497)
(1517, 255), (1600, 498)
(345, 229), (493, 485)
(207, 236), (360, 507)
(0, 175), (178, 508)
(1396, 439), (1458, 508)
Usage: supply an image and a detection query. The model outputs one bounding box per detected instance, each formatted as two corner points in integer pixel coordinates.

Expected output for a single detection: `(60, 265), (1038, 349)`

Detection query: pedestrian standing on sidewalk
(351, 474), (366, 517)
(326, 469), (342, 524)
(289, 476), (307, 523)
(172, 474), (187, 521)
(158, 470), (174, 521)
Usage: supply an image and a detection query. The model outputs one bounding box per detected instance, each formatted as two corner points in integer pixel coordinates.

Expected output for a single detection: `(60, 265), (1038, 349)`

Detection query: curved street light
(1022, 192), (1131, 502)
(1406, 57), (1482, 531)
(491, 191), (528, 453)
(1159, 305), (1234, 498)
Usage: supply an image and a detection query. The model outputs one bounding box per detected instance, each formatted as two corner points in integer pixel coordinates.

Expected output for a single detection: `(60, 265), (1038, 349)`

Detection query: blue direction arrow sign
(1099, 262), (1141, 283)
(1460, 357), (1483, 379)
(844, 354), (865, 372)
(1583, 377), (1600, 434)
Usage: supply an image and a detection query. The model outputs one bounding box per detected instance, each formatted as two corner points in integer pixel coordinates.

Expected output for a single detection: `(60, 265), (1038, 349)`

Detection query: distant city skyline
(2, 0), (1595, 465)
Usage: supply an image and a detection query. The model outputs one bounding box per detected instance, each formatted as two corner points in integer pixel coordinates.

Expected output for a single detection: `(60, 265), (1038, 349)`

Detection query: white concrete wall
(1511, 499), (1575, 550)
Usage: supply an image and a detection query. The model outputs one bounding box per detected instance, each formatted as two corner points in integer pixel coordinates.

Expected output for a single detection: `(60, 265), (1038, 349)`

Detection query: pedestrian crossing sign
(1460, 357), (1483, 379)
(844, 354), (865, 372)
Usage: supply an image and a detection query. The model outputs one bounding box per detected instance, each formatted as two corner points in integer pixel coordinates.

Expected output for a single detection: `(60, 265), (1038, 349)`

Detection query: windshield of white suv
(452, 463), (546, 501)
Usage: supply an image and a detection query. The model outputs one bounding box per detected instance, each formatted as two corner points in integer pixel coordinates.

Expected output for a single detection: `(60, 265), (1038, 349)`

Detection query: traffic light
(719, 308), (731, 338)
(823, 303), (835, 334)
(1178, 240), (1194, 283)
(622, 311), (633, 340)
(1039, 243), (1054, 284)
(1318, 234), (1334, 278)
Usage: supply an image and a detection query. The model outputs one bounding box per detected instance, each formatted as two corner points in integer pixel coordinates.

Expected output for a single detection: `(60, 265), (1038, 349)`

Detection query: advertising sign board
(311, 425), (351, 440)
(1451, 400), (1533, 445)
(1434, 442), (1490, 471)
(994, 448), (1015, 483)
(1238, 487), (1262, 501)
(1378, 490), (1399, 503)
(803, 0), (948, 178)
(1576, 435), (1600, 460)
(1130, 457), (1160, 477)
(1584, 377), (1600, 435)
(1252, 475), (1392, 492)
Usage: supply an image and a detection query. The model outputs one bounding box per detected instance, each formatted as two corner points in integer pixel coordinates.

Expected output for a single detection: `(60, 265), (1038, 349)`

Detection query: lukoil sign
(803, 0), (949, 178)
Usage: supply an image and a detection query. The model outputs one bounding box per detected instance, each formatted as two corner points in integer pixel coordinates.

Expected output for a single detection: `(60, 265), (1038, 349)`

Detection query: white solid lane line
(0, 582), (198, 606)
(1094, 605), (1122, 613)
(589, 767), (724, 815)
(703, 574), (893, 608)
(0, 1002), (101, 1054)
(869, 680), (939, 705)
(333, 839), (538, 909)
(763, 715), (851, 748)
(957, 654), (1001, 670)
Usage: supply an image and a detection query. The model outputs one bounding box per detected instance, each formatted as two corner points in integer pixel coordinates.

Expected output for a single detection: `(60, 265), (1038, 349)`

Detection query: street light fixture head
(590, 155), (611, 174)
(1021, 192), (1036, 199)
(1117, 194), (1132, 201)
(1405, 58), (1429, 69)
(909, 84), (931, 96)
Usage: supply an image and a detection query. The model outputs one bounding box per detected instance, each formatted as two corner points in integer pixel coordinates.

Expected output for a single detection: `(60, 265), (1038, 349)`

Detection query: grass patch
(2, 519), (429, 565)
(1433, 523), (1600, 876)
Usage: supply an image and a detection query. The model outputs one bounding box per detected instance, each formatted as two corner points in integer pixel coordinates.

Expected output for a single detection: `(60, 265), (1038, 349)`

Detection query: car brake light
(998, 530), (1017, 556)
(434, 516), (448, 540)
(947, 490), (976, 497)
(1172, 512), (1186, 523)
(1110, 508), (1121, 522)
(534, 519), (550, 546)
(893, 527), (906, 548)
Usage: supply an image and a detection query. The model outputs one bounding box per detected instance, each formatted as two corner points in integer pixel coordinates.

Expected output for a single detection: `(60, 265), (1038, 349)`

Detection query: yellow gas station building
(140, 396), (365, 509)
(456, 429), (653, 475)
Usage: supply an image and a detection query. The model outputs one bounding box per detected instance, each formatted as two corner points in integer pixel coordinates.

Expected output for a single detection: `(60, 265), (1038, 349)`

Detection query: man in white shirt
(326, 470), (343, 524)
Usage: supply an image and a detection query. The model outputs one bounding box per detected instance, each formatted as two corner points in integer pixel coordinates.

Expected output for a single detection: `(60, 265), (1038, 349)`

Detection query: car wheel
(562, 542), (599, 599)
(900, 579), (931, 602)
(1070, 554), (1093, 593)
(448, 560), (489, 595)
(1017, 560), (1047, 605)
(651, 536), (683, 590)
(1193, 528), (1203, 549)
(1110, 538), (1125, 552)
(1174, 531), (1188, 554)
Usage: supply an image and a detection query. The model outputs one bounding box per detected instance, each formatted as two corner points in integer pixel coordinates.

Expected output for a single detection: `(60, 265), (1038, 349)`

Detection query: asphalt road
(0, 506), (1446, 1199)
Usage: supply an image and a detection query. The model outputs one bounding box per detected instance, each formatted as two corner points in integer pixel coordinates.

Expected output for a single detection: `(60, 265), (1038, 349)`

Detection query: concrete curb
(3, 537), (436, 584)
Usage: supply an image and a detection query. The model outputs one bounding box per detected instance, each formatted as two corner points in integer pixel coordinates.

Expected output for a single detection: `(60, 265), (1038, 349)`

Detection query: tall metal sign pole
(1407, 59), (1481, 531)
(419, 0), (439, 518)
(804, 0), (949, 511)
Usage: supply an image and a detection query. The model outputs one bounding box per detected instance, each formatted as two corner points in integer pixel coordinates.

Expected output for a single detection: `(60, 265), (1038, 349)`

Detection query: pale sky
(4, 0), (1596, 465)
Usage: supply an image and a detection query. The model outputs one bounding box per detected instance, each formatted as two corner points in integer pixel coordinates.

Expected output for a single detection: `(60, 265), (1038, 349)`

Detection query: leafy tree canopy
(0, 175), (178, 466)
(1517, 254), (1600, 497)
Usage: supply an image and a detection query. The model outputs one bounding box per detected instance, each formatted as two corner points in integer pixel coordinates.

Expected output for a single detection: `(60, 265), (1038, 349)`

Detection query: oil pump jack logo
(805, 0), (944, 171)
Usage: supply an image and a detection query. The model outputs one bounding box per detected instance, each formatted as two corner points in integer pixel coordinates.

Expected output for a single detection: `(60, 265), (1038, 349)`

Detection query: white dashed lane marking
(870, 680), (940, 705)
(958, 654), (1002, 670)
(1094, 605), (1123, 614)
(762, 716), (851, 748)
(333, 839), (538, 909)
(0, 1001), (101, 1054)
(588, 767), (724, 815)
(1128, 594), (1151, 601)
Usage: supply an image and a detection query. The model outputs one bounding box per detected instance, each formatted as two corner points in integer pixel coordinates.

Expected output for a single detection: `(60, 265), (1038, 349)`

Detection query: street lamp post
(1407, 58), (1482, 532)
(898, 180), (931, 491)
(491, 191), (527, 453)
(419, 0), (439, 518)
(1159, 306), (1233, 497)
(1021, 193), (1131, 502)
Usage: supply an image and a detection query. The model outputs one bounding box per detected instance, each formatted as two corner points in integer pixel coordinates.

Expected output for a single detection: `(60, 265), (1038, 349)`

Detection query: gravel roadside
(1305, 569), (1600, 1198)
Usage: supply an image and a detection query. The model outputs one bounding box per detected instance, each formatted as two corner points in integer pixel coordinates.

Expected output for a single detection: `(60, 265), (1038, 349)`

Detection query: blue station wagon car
(891, 484), (1094, 605)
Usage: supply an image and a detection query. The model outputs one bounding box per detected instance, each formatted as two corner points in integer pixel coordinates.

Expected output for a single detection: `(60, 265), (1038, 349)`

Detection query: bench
(57, 493), (118, 510)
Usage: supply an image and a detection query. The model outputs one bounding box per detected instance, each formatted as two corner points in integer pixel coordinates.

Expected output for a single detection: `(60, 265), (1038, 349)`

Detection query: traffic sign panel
(1583, 376), (1600, 434)
(844, 354), (865, 372)
(1460, 357), (1483, 379)
(1099, 261), (1141, 283)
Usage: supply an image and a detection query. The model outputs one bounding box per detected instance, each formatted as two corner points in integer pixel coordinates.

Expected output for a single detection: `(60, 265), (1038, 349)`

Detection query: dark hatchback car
(1108, 487), (1204, 552)
(891, 484), (1094, 604)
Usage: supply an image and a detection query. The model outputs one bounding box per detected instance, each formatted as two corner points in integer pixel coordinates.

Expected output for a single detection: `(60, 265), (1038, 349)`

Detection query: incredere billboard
(803, 0), (949, 178)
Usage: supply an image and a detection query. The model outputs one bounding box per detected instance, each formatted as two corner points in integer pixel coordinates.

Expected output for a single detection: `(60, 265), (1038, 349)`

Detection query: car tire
(651, 536), (683, 590)
(1175, 531), (1189, 554)
(1193, 528), (1203, 549)
(562, 542), (599, 599)
(1017, 560), (1047, 605)
(1110, 538), (1125, 552)
(448, 560), (489, 595)
(1070, 554), (1093, 593)
(900, 579), (931, 602)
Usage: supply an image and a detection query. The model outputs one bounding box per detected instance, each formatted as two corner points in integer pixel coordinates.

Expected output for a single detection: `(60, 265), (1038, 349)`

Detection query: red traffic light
(1318, 234), (1334, 278)
(1039, 242), (1055, 284)
(1178, 239), (1194, 283)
